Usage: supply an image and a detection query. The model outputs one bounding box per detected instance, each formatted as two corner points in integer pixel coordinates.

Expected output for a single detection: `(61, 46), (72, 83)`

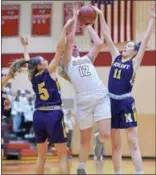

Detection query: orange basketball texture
(78, 6), (97, 25)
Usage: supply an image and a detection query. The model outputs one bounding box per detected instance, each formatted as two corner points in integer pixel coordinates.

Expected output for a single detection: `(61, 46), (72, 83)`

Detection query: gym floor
(2, 157), (155, 174)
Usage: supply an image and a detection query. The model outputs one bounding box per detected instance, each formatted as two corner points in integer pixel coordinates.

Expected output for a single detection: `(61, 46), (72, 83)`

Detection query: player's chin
(122, 51), (127, 57)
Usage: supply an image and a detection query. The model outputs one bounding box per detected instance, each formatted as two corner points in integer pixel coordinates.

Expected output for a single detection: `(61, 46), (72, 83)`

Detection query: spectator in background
(3, 82), (13, 119)
(19, 90), (28, 105)
(4, 82), (12, 95)
(25, 90), (32, 99)
(17, 90), (21, 97)
(23, 97), (34, 139)
(64, 109), (76, 149)
(11, 95), (22, 133)
(19, 90), (29, 130)
(93, 130), (104, 174)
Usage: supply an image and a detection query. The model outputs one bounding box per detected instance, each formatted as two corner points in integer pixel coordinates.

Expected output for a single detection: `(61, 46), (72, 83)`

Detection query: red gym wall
(1, 51), (156, 67)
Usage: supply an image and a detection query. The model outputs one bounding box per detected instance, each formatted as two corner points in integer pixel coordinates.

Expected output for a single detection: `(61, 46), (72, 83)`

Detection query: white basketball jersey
(66, 55), (107, 95)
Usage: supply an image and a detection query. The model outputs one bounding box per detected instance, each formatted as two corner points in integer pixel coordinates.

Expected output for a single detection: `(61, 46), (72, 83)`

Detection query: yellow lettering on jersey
(125, 113), (133, 123)
(113, 69), (122, 79)
(133, 110), (138, 122)
(38, 82), (49, 101)
(56, 78), (61, 91)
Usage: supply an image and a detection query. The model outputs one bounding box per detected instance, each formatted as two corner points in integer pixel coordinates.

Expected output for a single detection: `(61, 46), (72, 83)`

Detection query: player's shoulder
(113, 54), (122, 62)
(82, 54), (90, 60)
(111, 54), (121, 64)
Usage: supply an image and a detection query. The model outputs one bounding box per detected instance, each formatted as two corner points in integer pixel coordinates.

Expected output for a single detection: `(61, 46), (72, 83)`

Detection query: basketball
(78, 5), (97, 25)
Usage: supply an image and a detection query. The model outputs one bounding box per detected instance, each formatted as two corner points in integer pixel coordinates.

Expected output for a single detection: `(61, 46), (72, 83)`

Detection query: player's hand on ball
(20, 36), (28, 47)
(64, 18), (75, 30)
(91, 5), (102, 15)
(151, 4), (156, 19)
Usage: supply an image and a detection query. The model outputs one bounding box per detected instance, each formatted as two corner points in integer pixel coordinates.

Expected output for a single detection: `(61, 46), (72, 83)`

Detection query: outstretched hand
(20, 36), (28, 47)
(64, 17), (75, 31)
(91, 5), (102, 15)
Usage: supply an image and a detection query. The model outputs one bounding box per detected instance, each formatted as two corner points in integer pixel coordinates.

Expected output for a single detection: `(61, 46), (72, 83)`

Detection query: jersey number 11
(113, 69), (122, 79)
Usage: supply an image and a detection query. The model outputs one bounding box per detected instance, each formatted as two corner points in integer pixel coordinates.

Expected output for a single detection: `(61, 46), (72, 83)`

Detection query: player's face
(37, 58), (48, 71)
(72, 45), (80, 57)
(122, 42), (136, 58)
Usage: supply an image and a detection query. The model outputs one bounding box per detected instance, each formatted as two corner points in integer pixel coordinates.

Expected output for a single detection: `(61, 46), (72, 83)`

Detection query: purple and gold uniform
(31, 69), (67, 144)
(108, 55), (137, 129)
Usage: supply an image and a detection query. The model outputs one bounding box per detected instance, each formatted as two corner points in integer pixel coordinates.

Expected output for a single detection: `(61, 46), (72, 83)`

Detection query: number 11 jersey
(108, 55), (136, 95)
(66, 55), (107, 95)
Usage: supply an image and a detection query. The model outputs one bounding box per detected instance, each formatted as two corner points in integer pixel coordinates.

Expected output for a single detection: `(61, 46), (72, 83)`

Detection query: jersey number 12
(78, 65), (91, 77)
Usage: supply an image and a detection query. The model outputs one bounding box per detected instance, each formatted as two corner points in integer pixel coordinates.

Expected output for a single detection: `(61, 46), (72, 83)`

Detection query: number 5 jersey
(65, 55), (108, 96)
(31, 69), (62, 108)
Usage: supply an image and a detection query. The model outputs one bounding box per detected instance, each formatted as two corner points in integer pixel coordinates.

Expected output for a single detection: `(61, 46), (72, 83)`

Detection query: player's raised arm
(48, 17), (75, 73)
(20, 36), (33, 80)
(63, 4), (78, 68)
(133, 5), (156, 70)
(86, 25), (103, 63)
(20, 36), (30, 61)
(92, 6), (120, 61)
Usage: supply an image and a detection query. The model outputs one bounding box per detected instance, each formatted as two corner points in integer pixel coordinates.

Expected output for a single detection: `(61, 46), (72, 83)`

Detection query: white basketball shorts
(75, 89), (111, 130)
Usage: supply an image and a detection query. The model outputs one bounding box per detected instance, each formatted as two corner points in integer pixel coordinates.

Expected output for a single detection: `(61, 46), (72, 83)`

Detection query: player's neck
(121, 55), (133, 62)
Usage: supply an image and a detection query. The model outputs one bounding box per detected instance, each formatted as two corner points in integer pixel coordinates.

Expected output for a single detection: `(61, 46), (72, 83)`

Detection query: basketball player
(61, 6), (111, 174)
(19, 17), (76, 174)
(93, 5), (156, 174)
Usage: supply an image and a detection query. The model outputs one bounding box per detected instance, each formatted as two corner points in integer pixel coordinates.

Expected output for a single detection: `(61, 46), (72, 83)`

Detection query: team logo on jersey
(113, 62), (130, 69)
(72, 59), (91, 66)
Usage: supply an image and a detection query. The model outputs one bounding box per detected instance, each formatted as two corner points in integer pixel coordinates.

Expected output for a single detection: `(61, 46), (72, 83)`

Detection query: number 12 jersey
(66, 55), (107, 95)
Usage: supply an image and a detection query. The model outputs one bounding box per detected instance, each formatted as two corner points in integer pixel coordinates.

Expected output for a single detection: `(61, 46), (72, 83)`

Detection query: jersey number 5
(38, 82), (49, 101)
(113, 68), (122, 79)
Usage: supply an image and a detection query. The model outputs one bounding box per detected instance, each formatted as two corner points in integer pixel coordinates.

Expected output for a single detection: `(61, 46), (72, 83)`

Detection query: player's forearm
(142, 18), (155, 47)
(57, 29), (67, 50)
(87, 25), (102, 46)
(134, 18), (155, 66)
(67, 17), (77, 44)
(48, 48), (63, 73)
(99, 12), (111, 37)
(23, 46), (30, 61)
